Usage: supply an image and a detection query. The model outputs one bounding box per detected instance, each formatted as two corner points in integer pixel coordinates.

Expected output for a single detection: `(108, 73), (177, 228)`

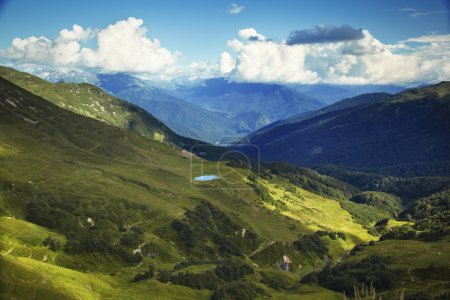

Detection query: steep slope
(244, 82), (450, 176)
(0, 66), (195, 147)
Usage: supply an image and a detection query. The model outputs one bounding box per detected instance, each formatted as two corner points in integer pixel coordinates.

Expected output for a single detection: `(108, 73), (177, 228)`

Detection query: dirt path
(132, 242), (148, 271)
(2, 247), (14, 256)
(407, 268), (415, 282)
(249, 240), (276, 257)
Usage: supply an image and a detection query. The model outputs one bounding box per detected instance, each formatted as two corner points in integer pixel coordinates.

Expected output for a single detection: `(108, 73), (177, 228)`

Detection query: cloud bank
(1, 20), (449, 86)
(220, 27), (450, 86)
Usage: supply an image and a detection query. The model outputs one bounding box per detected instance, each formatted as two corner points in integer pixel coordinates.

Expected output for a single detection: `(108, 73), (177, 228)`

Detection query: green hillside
(0, 66), (194, 147)
(1, 71), (449, 299)
(0, 75), (384, 299)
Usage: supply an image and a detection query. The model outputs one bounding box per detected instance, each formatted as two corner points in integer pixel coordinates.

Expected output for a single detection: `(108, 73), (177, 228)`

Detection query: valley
(1, 68), (449, 299)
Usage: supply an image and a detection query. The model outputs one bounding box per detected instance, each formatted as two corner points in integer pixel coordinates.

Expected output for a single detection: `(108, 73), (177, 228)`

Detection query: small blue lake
(194, 175), (220, 181)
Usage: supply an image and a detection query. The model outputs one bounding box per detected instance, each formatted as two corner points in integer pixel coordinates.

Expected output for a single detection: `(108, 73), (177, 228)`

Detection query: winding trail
(249, 240), (276, 258)
(132, 242), (148, 271)
(407, 268), (415, 282)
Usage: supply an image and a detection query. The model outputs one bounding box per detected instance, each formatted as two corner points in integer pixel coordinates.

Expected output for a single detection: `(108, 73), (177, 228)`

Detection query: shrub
(214, 259), (254, 281)
(211, 281), (265, 300)
(120, 232), (143, 248)
(169, 270), (218, 290)
(293, 232), (329, 258)
(43, 236), (60, 251)
(157, 270), (171, 283)
(301, 255), (396, 296)
(260, 272), (290, 291)
(133, 265), (156, 282)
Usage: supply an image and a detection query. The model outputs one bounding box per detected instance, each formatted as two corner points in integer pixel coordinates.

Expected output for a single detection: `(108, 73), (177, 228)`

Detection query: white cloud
(398, 7), (450, 19)
(403, 34), (450, 43)
(58, 25), (93, 42)
(228, 3), (244, 14)
(410, 10), (449, 19)
(219, 52), (235, 74)
(1, 17), (180, 76)
(220, 28), (450, 85)
(229, 41), (320, 83)
(238, 28), (266, 41)
(81, 17), (180, 73)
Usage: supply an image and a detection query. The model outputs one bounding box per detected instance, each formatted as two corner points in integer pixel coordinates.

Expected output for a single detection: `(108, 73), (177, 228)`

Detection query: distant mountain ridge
(243, 82), (450, 176)
(253, 92), (392, 134)
(292, 84), (406, 104)
(95, 75), (329, 143)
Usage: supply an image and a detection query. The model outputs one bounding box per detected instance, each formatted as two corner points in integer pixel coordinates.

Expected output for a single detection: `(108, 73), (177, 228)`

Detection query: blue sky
(0, 0), (449, 85)
(1, 0), (448, 62)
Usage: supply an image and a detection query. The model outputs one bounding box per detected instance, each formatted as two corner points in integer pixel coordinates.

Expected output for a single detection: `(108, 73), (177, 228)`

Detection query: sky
(0, 0), (449, 86)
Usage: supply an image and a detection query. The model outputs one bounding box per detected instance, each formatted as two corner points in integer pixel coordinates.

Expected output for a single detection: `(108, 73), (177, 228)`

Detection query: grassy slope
(259, 179), (372, 243)
(341, 236), (450, 298)
(0, 76), (376, 298)
(0, 65), (194, 146)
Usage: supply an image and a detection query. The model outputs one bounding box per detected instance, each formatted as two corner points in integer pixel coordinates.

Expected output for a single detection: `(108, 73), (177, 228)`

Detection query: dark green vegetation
(301, 255), (397, 296)
(404, 189), (450, 232)
(1, 68), (449, 299)
(350, 191), (402, 216)
(317, 165), (450, 205)
(170, 201), (259, 258)
(244, 82), (450, 177)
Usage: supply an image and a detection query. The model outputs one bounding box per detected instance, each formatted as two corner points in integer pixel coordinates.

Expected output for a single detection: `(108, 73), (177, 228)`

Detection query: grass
(3, 71), (444, 299)
(342, 236), (450, 298)
(259, 179), (373, 245)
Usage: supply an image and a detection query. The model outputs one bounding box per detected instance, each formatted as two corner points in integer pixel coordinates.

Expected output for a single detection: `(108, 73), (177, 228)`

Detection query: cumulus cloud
(228, 3), (244, 14)
(58, 25), (93, 42)
(219, 52), (236, 74)
(287, 25), (364, 45)
(81, 17), (180, 73)
(220, 27), (450, 85)
(0, 17), (180, 76)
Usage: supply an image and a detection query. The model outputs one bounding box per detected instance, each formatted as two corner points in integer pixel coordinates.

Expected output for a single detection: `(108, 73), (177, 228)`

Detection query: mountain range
(244, 82), (450, 176)
(35, 69), (409, 145)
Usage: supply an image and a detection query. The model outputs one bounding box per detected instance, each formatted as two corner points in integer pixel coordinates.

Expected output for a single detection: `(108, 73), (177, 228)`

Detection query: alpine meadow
(0, 1), (449, 299)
